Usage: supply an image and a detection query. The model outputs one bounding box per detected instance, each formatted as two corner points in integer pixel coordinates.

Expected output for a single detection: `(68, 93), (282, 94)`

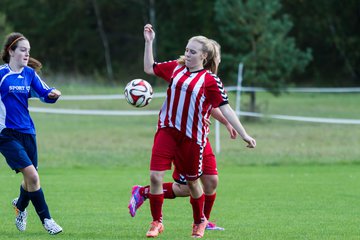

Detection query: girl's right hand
(144, 24), (155, 42)
(225, 123), (237, 139)
(48, 89), (61, 99)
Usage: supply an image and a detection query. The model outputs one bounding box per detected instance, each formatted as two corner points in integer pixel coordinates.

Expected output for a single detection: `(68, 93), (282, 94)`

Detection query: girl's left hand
(243, 135), (256, 148)
(48, 89), (61, 99)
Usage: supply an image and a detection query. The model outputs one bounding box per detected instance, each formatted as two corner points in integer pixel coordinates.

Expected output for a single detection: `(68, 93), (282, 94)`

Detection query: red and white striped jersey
(153, 60), (228, 146)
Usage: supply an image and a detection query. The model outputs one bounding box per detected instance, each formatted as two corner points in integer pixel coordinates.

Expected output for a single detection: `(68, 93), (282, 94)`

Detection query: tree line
(1, 0), (359, 90)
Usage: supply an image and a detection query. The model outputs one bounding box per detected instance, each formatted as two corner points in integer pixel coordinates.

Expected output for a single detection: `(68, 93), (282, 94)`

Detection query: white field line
(54, 87), (360, 101)
(29, 107), (360, 124)
(29, 86), (359, 124)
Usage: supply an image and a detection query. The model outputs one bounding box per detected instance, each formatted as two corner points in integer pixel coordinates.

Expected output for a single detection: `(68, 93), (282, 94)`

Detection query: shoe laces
(17, 210), (27, 220)
(45, 219), (59, 228)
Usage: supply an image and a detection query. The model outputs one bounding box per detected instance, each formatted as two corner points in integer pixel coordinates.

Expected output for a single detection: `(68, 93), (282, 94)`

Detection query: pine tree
(215, 0), (312, 112)
(0, 12), (13, 41)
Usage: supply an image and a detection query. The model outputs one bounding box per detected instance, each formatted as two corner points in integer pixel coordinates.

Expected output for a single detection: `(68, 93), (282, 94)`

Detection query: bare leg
(20, 165), (40, 192)
(201, 175), (218, 195)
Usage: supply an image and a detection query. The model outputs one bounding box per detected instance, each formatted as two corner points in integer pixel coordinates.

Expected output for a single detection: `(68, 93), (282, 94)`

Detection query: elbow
(144, 66), (154, 75)
(144, 68), (151, 75)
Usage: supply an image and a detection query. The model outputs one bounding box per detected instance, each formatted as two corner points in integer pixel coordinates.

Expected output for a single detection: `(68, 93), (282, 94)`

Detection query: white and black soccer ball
(124, 79), (153, 108)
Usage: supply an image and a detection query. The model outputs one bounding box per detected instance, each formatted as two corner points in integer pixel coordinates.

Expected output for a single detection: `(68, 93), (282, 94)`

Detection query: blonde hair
(177, 36), (218, 73)
(209, 39), (221, 74)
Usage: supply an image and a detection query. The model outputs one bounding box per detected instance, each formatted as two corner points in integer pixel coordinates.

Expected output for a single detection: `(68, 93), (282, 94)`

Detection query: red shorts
(150, 127), (203, 181)
(172, 140), (217, 184)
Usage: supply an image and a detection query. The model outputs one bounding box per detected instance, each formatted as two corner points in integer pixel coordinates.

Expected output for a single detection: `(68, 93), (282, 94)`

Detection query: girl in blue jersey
(0, 32), (62, 235)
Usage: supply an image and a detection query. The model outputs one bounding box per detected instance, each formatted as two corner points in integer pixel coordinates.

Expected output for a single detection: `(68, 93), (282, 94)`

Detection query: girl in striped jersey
(128, 40), (237, 232)
(143, 24), (256, 238)
(0, 32), (62, 235)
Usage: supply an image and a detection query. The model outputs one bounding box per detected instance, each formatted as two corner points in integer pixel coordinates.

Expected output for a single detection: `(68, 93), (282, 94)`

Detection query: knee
(149, 171), (165, 194)
(186, 179), (198, 191)
(26, 172), (40, 187)
(150, 171), (164, 186)
(202, 176), (218, 195)
(22, 167), (40, 189)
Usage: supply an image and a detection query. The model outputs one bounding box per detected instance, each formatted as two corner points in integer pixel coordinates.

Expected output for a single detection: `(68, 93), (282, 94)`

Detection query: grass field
(0, 84), (359, 239)
(0, 165), (359, 240)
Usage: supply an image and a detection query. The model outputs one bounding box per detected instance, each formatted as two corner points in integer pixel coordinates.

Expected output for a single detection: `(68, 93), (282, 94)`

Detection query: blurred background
(1, 0), (359, 90)
(0, 2), (359, 238)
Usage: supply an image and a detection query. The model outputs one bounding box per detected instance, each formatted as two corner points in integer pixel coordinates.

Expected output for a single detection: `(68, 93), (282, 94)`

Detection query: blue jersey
(0, 64), (57, 134)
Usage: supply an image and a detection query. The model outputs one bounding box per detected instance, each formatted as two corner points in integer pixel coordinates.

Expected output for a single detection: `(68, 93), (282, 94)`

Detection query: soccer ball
(124, 79), (153, 108)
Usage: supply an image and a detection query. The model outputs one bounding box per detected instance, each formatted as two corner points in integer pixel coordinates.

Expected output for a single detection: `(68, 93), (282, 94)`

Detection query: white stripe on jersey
(164, 65), (184, 128)
(196, 94), (207, 145)
(0, 93), (6, 132)
(186, 73), (206, 139)
(159, 100), (167, 126)
(0, 72), (17, 88)
(176, 73), (198, 130)
(157, 62), (228, 146)
(209, 71), (228, 101)
(36, 72), (50, 90)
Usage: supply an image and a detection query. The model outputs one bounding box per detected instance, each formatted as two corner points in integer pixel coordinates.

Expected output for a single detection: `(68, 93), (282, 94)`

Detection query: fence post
(215, 62), (244, 154)
(215, 120), (220, 154)
(235, 62), (244, 116)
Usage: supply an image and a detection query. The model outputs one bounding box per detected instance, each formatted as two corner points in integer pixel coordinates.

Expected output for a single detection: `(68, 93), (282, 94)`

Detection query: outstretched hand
(243, 135), (256, 148)
(48, 89), (61, 99)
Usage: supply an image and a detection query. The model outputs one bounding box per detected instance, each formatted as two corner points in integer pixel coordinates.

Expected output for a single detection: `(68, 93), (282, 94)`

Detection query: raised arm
(144, 24), (155, 75)
(219, 104), (256, 148)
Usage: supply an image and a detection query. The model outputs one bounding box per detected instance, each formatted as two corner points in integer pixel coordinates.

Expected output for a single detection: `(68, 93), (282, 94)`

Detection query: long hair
(209, 39), (221, 75)
(177, 35), (217, 73)
(1, 32), (42, 73)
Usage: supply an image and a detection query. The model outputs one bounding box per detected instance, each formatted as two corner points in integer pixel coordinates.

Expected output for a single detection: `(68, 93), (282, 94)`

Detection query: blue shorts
(0, 128), (38, 173)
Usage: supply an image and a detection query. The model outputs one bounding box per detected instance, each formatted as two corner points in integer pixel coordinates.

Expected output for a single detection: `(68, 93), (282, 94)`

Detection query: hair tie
(7, 37), (25, 52)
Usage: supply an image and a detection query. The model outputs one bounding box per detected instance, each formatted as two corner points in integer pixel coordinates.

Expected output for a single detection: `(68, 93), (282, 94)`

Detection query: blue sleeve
(29, 70), (58, 104)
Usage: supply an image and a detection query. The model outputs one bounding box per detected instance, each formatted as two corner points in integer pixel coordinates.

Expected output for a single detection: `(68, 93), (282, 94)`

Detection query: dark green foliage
(215, 0), (312, 94)
(0, 0), (359, 86)
(0, 0), (147, 83)
(282, 0), (360, 85)
(0, 12), (13, 40)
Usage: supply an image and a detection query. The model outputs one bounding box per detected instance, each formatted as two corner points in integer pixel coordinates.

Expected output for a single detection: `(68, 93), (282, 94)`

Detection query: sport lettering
(9, 85), (30, 92)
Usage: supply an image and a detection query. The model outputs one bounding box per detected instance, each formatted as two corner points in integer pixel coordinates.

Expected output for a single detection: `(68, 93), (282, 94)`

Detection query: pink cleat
(206, 221), (225, 231)
(128, 185), (146, 217)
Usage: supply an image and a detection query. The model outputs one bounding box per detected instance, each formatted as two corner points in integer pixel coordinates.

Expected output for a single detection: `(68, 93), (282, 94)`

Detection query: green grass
(0, 84), (360, 239)
(0, 166), (359, 239)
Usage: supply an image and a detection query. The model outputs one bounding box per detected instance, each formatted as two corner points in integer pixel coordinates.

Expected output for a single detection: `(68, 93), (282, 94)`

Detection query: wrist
(240, 133), (249, 140)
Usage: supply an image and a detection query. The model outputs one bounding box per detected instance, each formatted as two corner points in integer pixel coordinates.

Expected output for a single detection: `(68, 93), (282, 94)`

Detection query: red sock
(204, 193), (216, 220)
(143, 184), (175, 199)
(149, 193), (164, 222)
(142, 185), (150, 199)
(190, 194), (205, 224)
(163, 182), (176, 199)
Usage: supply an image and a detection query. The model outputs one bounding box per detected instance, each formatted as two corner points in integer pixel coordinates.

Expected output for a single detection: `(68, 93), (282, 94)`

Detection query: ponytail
(28, 57), (42, 73)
